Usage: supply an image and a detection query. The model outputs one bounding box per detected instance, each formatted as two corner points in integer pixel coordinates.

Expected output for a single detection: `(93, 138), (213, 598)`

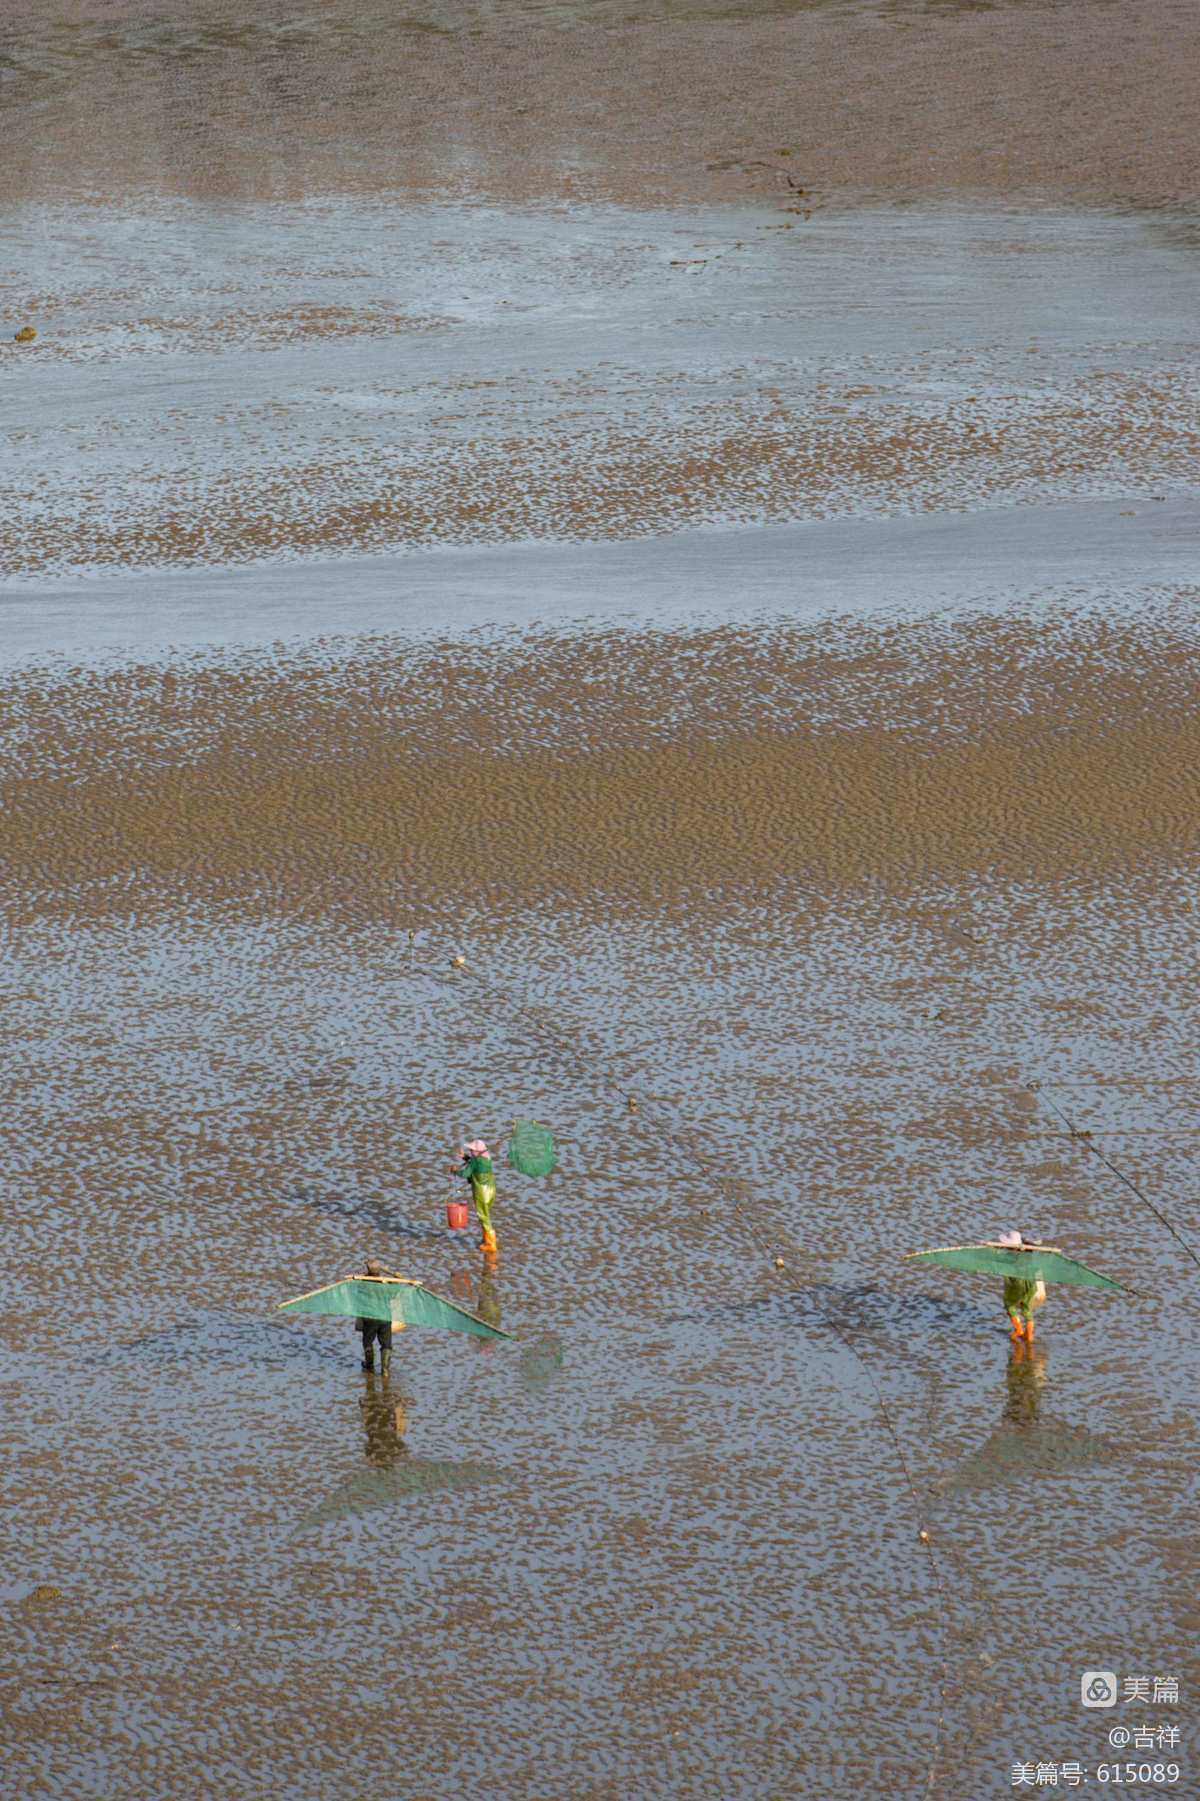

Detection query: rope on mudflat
(1026, 1080), (1200, 1278)
(436, 948), (952, 1799)
(901, 911), (1198, 1291)
(596, 1056), (953, 1796)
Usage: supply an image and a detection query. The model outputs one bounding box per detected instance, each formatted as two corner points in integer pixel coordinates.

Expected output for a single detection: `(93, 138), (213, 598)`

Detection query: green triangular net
(508, 1118), (556, 1177)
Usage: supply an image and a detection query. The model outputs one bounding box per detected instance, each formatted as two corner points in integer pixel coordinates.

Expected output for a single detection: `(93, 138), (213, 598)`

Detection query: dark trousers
(359, 1319), (393, 1363)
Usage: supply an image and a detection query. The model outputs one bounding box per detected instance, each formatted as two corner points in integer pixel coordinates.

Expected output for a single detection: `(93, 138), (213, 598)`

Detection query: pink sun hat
(996, 1230), (1024, 1247)
(463, 1139), (489, 1156)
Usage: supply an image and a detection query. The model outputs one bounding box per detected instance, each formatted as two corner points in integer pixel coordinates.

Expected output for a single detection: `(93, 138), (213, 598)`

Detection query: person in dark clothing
(358, 1314), (393, 1374)
(355, 1258), (402, 1372)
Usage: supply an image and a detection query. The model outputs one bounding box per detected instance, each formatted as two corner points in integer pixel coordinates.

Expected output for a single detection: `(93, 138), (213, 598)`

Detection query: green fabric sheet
(907, 1245), (1121, 1289)
(278, 1277), (512, 1339)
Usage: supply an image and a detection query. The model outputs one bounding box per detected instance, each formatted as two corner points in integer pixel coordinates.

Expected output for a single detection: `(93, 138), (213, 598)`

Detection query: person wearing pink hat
(451, 1138), (498, 1256)
(998, 1231), (1043, 1342)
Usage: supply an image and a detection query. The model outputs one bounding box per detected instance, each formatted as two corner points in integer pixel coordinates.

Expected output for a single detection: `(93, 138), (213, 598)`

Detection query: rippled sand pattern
(4, 205), (1198, 577)
(8, 370), (1199, 574)
(1, 598), (1199, 1795)
(3, 602), (1199, 925)
(3, 2), (1199, 1793)
(2, 835), (1199, 1788)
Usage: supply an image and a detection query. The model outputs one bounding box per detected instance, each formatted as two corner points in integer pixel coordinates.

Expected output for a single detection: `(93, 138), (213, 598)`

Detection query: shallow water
(2, 603), (1198, 1796)
(4, 199), (1198, 592)
(2, 0), (1197, 210)
(3, 7), (1199, 1788)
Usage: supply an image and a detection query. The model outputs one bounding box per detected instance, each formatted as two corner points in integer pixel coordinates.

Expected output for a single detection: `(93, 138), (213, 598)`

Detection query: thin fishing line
(1028, 1081), (1200, 1276)
(905, 907), (1199, 1288)
(251, 929), (954, 1791)
(435, 949), (952, 1797)
(1028, 1128), (1200, 1136)
(589, 1053), (954, 1793)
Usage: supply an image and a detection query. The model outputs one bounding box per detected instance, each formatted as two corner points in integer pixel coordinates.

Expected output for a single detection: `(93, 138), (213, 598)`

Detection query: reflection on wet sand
(307, 1445), (498, 1527)
(305, 1373), (500, 1526)
(360, 1370), (409, 1466)
(940, 1344), (1120, 1494)
(1004, 1339), (1048, 1428)
(518, 1334), (566, 1389)
(476, 1267), (501, 1335)
(2, 0), (1197, 210)
(3, 2), (1199, 1791)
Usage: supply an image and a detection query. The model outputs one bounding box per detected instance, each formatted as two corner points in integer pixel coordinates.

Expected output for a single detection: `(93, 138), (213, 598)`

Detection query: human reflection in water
(359, 1370), (409, 1468)
(1004, 1336), (1048, 1428)
(942, 1338), (1115, 1496)
(448, 1262), (501, 1346)
(476, 1263), (501, 1334)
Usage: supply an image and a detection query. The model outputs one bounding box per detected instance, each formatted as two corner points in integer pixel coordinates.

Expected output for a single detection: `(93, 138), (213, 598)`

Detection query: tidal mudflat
(2, 4), (1198, 1798)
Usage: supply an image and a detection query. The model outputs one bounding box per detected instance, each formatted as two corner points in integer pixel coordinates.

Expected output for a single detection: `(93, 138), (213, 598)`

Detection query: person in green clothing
(1003, 1274), (1038, 1342)
(452, 1138), (498, 1257)
(998, 1231), (1044, 1342)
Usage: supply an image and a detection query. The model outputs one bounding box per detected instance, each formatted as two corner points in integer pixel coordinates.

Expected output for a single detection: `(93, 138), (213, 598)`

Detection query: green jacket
(1003, 1276), (1038, 1314)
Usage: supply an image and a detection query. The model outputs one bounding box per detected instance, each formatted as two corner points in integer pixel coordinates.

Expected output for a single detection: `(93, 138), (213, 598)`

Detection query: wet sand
(3, 600), (1200, 923)
(2, 4), (1199, 1797)
(4, 202), (1197, 581)
(3, 595), (1199, 1797)
(2, 0), (1198, 212)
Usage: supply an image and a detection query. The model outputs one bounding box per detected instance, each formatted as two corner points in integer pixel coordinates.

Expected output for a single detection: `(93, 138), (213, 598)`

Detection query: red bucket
(446, 1199), (470, 1230)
